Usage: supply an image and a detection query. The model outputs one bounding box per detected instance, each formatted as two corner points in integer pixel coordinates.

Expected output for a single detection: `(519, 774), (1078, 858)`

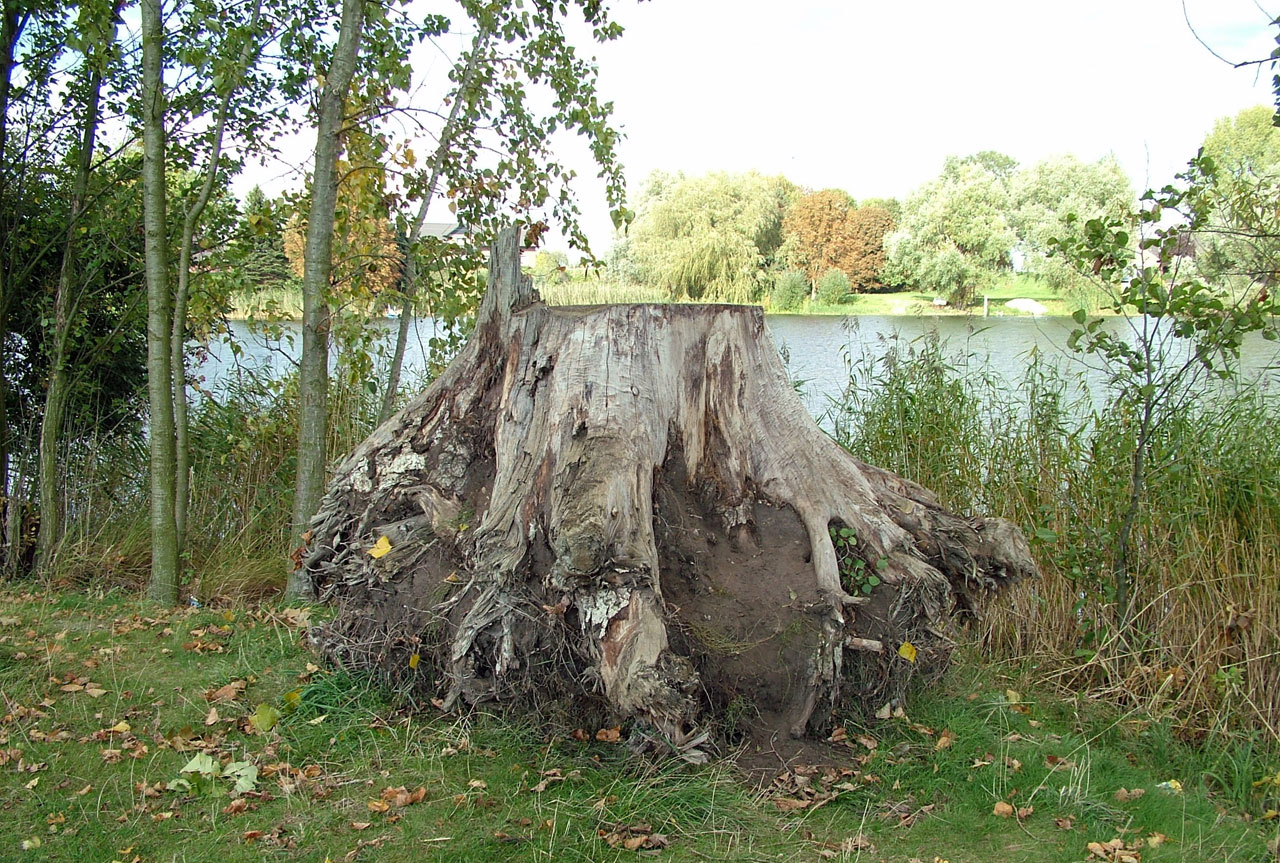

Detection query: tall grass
(48, 363), (389, 601)
(826, 332), (1280, 740)
(538, 279), (671, 306)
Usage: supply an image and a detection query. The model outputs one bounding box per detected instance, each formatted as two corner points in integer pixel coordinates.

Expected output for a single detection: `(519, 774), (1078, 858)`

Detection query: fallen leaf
(249, 703), (281, 734)
(595, 727), (621, 743)
(110, 721), (130, 734)
(1055, 816), (1075, 829)
(935, 729), (956, 750)
(1114, 787), (1146, 803)
(992, 801), (1015, 818)
(367, 535), (392, 559)
(408, 653), (420, 670)
(367, 799), (391, 813)
(897, 641), (917, 663)
(205, 707), (219, 726)
(205, 680), (246, 703)
(350, 822), (371, 831)
(1017, 805), (1034, 819)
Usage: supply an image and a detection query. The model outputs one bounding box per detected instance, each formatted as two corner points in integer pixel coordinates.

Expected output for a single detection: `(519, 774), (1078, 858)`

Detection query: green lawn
(0, 587), (1274, 862)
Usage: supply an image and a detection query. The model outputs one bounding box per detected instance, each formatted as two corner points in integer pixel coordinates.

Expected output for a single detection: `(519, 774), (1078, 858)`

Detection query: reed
(827, 333), (1280, 740)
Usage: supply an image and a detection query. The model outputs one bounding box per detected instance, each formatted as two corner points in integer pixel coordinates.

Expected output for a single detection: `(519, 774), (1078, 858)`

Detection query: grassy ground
(1, 586), (1275, 862)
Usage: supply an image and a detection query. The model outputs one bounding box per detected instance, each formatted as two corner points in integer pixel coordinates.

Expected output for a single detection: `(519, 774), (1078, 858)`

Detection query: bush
(770, 270), (809, 311)
(816, 268), (852, 304)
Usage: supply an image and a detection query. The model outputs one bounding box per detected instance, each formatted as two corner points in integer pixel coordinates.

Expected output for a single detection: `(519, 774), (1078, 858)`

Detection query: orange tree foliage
(845, 206), (895, 290)
(782, 190), (895, 291)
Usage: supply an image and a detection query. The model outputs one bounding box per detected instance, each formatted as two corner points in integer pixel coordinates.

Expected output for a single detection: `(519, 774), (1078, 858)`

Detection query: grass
(0, 586), (1275, 862)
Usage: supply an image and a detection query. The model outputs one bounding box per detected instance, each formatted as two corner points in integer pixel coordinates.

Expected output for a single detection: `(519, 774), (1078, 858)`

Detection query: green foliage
(620, 170), (795, 302)
(1010, 154), (1135, 306)
(815, 267), (851, 304)
(769, 269), (809, 312)
(829, 524), (885, 595)
(529, 249), (569, 287)
(1047, 151), (1279, 621)
(885, 153), (1018, 304)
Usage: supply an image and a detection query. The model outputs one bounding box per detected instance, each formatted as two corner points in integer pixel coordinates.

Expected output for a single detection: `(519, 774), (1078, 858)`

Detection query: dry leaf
(1017, 805), (1034, 819)
(1114, 787), (1146, 803)
(367, 536), (392, 559)
(897, 641), (917, 663)
(205, 680), (246, 702)
(992, 801), (1015, 818)
(935, 729), (956, 750)
(595, 727), (621, 743)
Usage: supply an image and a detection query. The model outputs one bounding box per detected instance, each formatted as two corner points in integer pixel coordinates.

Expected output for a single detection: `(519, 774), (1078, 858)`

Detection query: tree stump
(304, 226), (1037, 760)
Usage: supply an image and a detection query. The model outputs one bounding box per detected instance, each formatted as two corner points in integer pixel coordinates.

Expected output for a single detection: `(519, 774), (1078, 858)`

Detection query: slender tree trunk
(0, 0), (28, 574)
(141, 0), (180, 604)
(378, 25), (491, 424)
(36, 35), (108, 573)
(288, 0), (366, 597)
(170, 0), (262, 553)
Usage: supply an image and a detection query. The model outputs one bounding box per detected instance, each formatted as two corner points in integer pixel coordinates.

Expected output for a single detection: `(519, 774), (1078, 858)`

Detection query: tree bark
(141, 0), (180, 604)
(306, 227), (1037, 756)
(36, 18), (112, 572)
(288, 0), (365, 598)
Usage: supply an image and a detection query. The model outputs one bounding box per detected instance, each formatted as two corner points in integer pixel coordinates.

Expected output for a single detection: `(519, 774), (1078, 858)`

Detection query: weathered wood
(305, 226), (1038, 758)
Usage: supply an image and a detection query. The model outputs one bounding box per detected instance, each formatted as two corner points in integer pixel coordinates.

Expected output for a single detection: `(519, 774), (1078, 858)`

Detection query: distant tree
(1195, 105), (1280, 288)
(625, 171), (795, 302)
(1010, 154), (1134, 303)
(884, 153), (1017, 304)
(531, 250), (569, 286)
(770, 269), (808, 311)
(782, 189), (857, 289)
(815, 267), (851, 304)
(845, 206), (895, 290)
(1201, 105), (1280, 174)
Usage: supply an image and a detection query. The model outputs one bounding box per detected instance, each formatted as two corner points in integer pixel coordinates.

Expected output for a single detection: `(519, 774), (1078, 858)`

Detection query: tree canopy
(620, 171), (794, 302)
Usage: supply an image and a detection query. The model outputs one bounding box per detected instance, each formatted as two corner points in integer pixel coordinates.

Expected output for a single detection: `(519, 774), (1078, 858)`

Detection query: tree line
(607, 113), (1280, 310)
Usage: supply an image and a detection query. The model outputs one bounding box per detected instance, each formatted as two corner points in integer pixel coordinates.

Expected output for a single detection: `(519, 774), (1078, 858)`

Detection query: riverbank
(229, 275), (1088, 320)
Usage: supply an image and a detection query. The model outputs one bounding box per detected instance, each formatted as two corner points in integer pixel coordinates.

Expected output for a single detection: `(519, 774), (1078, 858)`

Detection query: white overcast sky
(551, 0), (1279, 252)
(236, 0), (1279, 255)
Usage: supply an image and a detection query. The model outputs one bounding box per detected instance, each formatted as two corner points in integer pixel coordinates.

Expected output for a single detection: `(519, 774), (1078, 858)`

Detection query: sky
(544, 0), (1279, 252)
(234, 0), (1280, 255)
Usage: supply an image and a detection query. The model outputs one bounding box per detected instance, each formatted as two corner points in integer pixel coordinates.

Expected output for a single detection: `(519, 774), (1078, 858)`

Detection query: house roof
(420, 222), (469, 239)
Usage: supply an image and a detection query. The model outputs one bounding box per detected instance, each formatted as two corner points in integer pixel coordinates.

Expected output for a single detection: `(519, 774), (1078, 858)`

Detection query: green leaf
(223, 761), (259, 794)
(249, 703), (281, 733)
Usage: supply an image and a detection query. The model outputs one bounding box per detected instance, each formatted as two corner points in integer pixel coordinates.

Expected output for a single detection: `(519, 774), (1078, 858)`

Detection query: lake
(199, 312), (1280, 422)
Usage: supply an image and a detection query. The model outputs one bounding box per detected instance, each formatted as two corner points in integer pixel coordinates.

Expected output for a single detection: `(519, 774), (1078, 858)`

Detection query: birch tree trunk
(306, 227), (1037, 756)
(288, 0), (366, 597)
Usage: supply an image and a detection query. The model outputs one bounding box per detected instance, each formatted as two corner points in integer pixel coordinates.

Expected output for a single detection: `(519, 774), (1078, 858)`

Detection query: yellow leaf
(408, 653), (420, 669)
(897, 642), (917, 663)
(1005, 689), (1020, 704)
(368, 536), (392, 559)
(110, 721), (131, 734)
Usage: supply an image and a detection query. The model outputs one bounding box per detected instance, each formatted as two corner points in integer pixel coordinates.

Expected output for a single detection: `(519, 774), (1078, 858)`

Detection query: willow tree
(304, 227), (1037, 758)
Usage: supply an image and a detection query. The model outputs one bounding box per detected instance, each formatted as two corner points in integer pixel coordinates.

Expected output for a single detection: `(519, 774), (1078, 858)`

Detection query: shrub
(816, 268), (852, 304)
(770, 270), (809, 311)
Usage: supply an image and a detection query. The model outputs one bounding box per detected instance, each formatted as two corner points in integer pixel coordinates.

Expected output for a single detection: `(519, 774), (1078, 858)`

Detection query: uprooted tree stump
(304, 226), (1038, 760)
